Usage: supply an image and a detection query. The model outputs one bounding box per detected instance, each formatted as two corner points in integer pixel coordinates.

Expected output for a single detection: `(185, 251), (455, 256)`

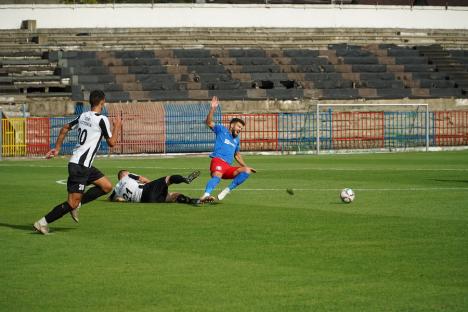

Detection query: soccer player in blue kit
(200, 96), (256, 202)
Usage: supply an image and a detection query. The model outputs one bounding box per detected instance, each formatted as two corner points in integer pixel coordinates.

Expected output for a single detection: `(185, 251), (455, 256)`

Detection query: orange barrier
(434, 111), (468, 146)
(26, 118), (50, 156)
(332, 111), (385, 149)
(222, 113), (279, 151)
(107, 102), (166, 154)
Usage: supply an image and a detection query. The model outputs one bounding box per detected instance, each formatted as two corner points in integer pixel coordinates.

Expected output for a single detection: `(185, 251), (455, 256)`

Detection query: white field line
(53, 179), (468, 191)
(2, 164), (468, 171)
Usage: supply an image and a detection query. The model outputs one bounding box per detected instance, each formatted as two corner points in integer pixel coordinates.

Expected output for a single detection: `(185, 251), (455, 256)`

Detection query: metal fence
(2, 109), (468, 157)
(165, 103), (221, 153)
(223, 113), (279, 151)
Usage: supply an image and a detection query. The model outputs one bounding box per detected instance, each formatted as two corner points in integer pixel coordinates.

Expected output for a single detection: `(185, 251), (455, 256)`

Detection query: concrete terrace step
(26, 27), (468, 36)
(40, 35), (468, 46)
(3, 44), (468, 52)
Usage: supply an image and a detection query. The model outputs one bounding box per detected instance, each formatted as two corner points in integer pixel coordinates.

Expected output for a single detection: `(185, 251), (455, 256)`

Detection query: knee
(68, 199), (81, 209)
(212, 172), (222, 178)
(242, 167), (252, 174)
(101, 182), (113, 194)
(166, 192), (179, 203)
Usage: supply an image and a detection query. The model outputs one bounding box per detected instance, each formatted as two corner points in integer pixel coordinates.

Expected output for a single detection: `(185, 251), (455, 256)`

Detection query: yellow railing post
(1, 117), (26, 157)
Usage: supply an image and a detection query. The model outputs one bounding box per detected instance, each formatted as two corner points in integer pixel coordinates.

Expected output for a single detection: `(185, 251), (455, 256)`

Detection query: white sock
(203, 192), (211, 198)
(38, 217), (48, 226)
(218, 188), (230, 200)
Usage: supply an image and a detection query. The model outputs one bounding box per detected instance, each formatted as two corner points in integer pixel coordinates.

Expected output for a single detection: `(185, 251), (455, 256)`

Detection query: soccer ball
(340, 188), (355, 203)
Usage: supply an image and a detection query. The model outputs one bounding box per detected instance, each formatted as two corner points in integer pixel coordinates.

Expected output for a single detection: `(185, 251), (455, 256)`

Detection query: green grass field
(1, 151), (467, 312)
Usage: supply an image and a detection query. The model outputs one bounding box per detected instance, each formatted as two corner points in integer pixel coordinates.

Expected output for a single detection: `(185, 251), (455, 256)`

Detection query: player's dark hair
(89, 90), (105, 107)
(117, 170), (128, 180)
(230, 117), (245, 126)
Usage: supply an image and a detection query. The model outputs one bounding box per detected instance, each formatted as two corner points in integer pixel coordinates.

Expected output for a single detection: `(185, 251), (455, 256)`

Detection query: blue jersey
(210, 124), (240, 164)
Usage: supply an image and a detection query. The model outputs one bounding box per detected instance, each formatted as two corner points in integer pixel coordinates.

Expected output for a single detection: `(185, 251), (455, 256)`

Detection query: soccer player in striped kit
(109, 169), (205, 205)
(34, 90), (121, 234)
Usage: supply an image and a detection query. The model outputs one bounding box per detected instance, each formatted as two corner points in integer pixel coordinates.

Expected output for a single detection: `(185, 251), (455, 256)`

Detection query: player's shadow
(0, 222), (75, 234)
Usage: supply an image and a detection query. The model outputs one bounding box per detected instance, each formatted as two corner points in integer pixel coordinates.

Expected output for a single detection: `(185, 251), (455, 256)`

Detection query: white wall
(0, 4), (467, 30)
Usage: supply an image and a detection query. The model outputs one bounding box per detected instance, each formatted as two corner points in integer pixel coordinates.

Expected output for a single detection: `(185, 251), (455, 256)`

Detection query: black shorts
(140, 177), (168, 203)
(67, 163), (105, 194)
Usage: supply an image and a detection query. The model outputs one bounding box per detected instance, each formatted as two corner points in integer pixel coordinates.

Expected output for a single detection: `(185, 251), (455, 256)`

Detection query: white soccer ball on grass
(340, 188), (355, 203)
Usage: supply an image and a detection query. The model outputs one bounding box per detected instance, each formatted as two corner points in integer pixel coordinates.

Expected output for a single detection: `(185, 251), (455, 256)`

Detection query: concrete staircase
(1, 28), (468, 52)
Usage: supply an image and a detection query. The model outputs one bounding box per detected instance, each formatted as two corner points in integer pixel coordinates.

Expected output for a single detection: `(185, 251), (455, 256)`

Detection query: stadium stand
(2, 28), (468, 52)
(0, 27), (467, 101)
(0, 50), (70, 97)
(60, 45), (468, 101)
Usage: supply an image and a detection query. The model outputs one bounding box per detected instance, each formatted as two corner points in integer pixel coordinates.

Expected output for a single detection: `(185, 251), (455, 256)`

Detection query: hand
(45, 148), (59, 159)
(112, 116), (122, 129)
(249, 167), (257, 173)
(211, 96), (219, 109)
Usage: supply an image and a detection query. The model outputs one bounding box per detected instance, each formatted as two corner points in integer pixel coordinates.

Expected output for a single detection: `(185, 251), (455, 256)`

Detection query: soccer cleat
(70, 203), (81, 223)
(199, 195), (215, 204)
(217, 188), (230, 201)
(184, 170), (201, 184)
(33, 221), (49, 235)
(190, 198), (202, 205)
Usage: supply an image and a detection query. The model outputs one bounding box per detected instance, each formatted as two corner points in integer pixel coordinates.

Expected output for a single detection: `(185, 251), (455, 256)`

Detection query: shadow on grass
(206, 201), (222, 206)
(0, 222), (76, 234)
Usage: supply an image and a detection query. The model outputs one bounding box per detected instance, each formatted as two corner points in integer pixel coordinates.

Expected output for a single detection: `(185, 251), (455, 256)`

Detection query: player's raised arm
(205, 96), (218, 129)
(105, 116), (122, 148)
(45, 123), (71, 159)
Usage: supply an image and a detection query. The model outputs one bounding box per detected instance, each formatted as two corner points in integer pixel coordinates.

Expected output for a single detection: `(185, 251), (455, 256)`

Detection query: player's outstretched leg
(172, 193), (213, 205)
(168, 172), (200, 185)
(81, 187), (108, 204)
(73, 177), (112, 223)
(33, 201), (73, 235)
(184, 170), (201, 184)
(70, 203), (81, 223)
(218, 172), (250, 201)
(201, 176), (221, 200)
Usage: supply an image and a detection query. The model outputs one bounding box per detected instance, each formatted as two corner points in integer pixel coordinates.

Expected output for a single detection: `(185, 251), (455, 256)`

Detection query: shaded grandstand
(60, 45), (468, 101)
(1, 27), (467, 102)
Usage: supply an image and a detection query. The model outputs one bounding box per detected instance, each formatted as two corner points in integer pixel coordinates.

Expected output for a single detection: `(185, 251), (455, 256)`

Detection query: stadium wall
(0, 4), (467, 30)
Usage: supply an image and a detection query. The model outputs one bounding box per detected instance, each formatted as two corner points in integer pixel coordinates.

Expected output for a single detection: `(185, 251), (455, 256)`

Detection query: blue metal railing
(164, 103), (222, 153)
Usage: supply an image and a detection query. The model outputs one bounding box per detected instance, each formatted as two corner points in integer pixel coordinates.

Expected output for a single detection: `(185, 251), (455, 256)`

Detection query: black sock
(81, 187), (107, 204)
(176, 194), (194, 204)
(169, 175), (186, 184)
(45, 202), (72, 224)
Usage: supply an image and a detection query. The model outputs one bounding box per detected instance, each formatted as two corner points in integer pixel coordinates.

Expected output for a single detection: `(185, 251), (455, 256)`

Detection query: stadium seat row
(59, 46), (467, 101)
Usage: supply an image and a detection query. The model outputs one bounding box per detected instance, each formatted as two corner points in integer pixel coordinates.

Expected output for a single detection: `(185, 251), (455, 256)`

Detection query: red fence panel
(332, 111), (385, 149)
(107, 103), (166, 154)
(434, 111), (468, 146)
(222, 113), (279, 151)
(26, 117), (50, 156)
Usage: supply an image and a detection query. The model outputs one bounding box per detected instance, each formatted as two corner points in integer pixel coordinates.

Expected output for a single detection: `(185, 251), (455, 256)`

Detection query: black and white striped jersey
(68, 111), (112, 168)
(113, 174), (143, 202)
